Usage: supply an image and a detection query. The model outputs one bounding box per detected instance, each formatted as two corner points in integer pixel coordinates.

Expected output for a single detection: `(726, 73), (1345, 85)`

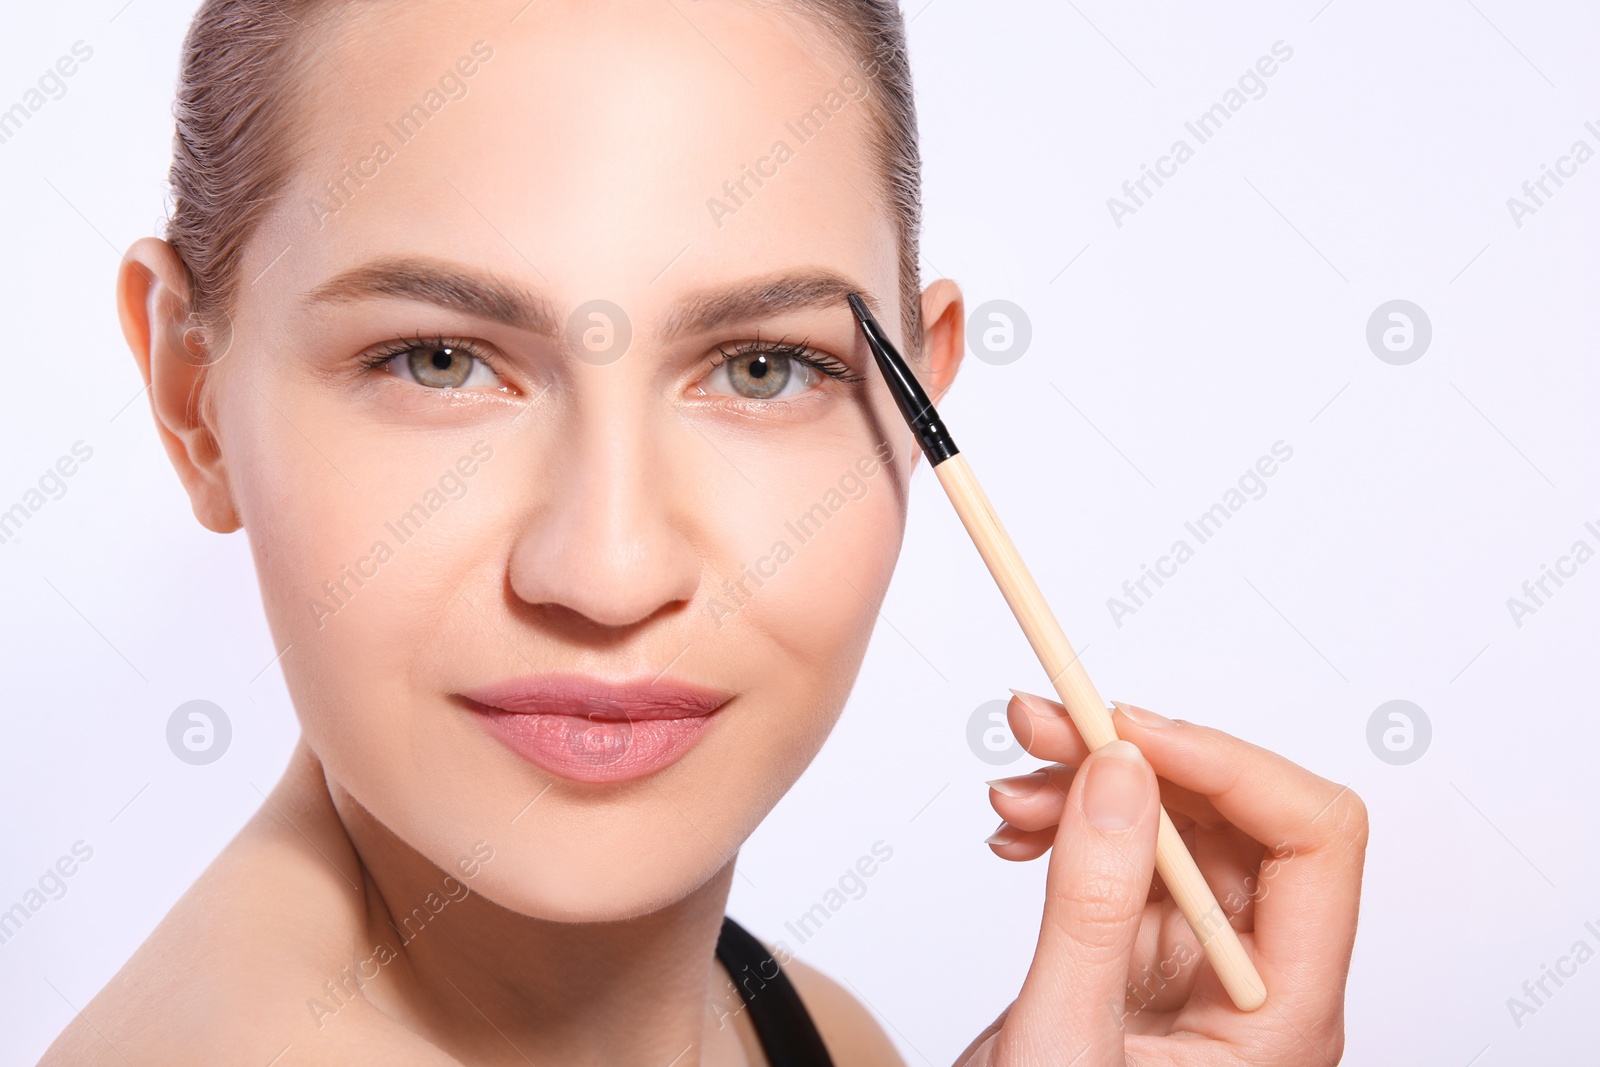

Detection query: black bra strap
(715, 916), (837, 1067)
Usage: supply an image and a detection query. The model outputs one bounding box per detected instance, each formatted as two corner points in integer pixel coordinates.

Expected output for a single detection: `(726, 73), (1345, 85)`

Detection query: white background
(3, 1), (1597, 1064)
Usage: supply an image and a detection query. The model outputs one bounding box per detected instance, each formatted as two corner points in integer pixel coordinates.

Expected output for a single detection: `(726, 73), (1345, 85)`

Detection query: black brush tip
(846, 292), (959, 464)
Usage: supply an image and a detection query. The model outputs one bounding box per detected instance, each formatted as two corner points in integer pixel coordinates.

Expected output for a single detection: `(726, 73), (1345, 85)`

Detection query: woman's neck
(282, 738), (752, 1065)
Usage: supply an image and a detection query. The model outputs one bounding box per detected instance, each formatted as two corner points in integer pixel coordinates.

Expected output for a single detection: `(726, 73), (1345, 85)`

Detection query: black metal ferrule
(846, 293), (960, 465)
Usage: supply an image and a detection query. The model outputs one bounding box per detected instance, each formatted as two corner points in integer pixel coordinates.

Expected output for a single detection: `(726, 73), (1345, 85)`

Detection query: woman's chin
(466, 857), (727, 923)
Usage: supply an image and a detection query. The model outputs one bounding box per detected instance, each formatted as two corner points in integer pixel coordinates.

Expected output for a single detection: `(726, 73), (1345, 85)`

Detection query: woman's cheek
(229, 392), (497, 726)
(718, 437), (905, 687)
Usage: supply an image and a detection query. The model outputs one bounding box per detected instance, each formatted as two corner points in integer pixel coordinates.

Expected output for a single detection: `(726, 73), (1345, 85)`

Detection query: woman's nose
(505, 407), (701, 631)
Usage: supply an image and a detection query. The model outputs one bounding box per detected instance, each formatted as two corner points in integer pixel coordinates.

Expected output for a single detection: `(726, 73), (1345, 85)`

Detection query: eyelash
(355, 333), (866, 393)
(708, 337), (866, 386)
(357, 332), (506, 378)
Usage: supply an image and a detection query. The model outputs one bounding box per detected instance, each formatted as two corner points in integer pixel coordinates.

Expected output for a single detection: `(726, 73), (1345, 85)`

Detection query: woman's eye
(381, 344), (501, 390)
(704, 351), (820, 401)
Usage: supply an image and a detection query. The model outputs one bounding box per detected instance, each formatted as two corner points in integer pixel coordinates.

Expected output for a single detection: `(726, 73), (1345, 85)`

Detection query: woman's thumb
(1002, 739), (1160, 1062)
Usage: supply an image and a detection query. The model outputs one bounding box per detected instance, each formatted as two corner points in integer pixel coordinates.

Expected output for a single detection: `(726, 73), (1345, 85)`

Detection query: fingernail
(1082, 740), (1148, 830)
(1113, 701), (1175, 729)
(985, 820), (1019, 846)
(986, 770), (1049, 798)
(1008, 688), (1061, 715)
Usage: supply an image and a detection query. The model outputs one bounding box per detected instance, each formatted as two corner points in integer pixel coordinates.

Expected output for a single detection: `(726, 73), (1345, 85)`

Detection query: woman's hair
(165, 0), (924, 351)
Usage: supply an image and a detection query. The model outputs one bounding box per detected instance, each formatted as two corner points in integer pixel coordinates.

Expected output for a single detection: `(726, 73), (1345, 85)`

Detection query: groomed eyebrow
(660, 269), (881, 340)
(303, 258), (563, 336)
(301, 258), (882, 341)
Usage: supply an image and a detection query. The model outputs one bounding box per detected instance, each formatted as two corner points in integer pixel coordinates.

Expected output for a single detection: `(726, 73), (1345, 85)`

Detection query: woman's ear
(117, 237), (240, 533)
(918, 277), (964, 406)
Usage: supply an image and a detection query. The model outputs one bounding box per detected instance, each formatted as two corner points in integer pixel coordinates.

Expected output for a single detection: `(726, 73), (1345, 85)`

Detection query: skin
(960, 696), (1369, 1066)
(42, 1), (1367, 1064)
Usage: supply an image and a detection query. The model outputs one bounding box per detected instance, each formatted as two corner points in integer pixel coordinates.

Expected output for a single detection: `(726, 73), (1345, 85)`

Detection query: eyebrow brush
(846, 293), (1268, 1013)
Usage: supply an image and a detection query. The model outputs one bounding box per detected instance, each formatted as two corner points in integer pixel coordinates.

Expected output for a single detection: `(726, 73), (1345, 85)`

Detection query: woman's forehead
(260, 0), (893, 326)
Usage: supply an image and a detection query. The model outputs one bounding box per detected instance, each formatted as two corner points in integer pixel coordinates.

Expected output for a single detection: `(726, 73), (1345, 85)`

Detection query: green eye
(407, 346), (478, 389)
(705, 348), (828, 401)
(363, 338), (503, 390)
(725, 352), (794, 399)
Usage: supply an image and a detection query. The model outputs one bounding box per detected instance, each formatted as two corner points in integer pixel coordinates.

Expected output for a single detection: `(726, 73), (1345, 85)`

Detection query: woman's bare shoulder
(36, 748), (455, 1066)
(770, 946), (907, 1067)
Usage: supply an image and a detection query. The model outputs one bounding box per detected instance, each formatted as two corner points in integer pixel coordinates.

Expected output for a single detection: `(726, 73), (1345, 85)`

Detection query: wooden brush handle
(935, 452), (1268, 1012)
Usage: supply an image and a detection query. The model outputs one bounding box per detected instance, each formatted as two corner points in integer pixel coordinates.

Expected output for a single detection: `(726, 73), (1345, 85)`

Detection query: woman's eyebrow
(302, 257), (562, 335)
(659, 270), (881, 340)
(300, 257), (882, 340)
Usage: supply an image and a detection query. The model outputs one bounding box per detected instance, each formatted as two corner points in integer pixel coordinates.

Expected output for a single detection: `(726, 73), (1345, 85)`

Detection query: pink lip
(458, 674), (733, 783)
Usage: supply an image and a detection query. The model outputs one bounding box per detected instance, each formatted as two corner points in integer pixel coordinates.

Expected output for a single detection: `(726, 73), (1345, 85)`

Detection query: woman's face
(187, 0), (956, 919)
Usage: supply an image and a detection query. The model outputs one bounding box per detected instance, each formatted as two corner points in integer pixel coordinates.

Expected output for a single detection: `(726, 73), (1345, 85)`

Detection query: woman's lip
(458, 673), (733, 721)
(457, 674), (733, 784)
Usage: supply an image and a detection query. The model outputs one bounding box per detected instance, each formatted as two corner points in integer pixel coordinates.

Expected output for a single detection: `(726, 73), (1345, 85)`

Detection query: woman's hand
(955, 692), (1367, 1066)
